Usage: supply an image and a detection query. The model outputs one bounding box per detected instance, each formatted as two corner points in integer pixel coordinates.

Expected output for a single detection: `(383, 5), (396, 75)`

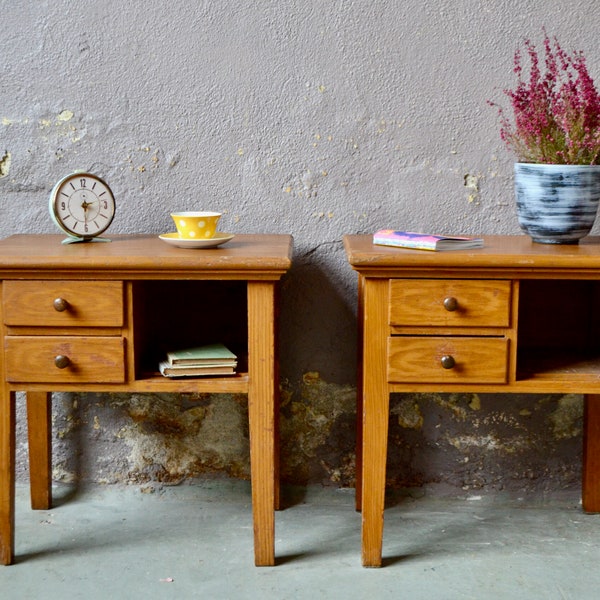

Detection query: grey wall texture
(1, 1), (597, 494)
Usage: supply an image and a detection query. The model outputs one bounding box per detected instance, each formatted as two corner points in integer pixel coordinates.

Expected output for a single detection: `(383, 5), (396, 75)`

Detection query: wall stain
(27, 387), (585, 495)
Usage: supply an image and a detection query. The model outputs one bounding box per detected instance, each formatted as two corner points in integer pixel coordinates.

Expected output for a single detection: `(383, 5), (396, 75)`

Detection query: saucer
(158, 232), (235, 249)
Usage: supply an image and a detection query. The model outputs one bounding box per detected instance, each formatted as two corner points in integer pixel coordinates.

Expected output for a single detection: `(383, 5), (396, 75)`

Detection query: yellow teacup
(171, 211), (221, 239)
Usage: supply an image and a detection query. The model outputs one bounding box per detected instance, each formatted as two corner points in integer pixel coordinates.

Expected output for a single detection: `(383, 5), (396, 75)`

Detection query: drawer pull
(440, 355), (455, 369)
(443, 297), (458, 312)
(53, 298), (69, 312)
(54, 355), (71, 369)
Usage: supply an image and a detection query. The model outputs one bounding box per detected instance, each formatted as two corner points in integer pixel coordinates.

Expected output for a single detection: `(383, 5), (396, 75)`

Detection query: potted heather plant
(491, 31), (600, 243)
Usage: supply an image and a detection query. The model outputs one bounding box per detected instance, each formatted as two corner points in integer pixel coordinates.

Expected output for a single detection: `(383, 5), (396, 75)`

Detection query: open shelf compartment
(130, 280), (249, 382)
(516, 279), (600, 381)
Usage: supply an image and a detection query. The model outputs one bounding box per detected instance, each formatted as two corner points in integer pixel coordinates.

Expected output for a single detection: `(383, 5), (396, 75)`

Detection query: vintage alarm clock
(49, 172), (116, 243)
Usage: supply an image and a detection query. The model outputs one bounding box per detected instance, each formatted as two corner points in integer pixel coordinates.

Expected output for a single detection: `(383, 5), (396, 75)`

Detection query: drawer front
(389, 279), (511, 328)
(388, 336), (508, 383)
(3, 281), (124, 327)
(4, 336), (126, 383)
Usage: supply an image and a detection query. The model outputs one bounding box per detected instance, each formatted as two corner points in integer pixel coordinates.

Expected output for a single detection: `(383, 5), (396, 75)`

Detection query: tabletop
(0, 234), (293, 279)
(343, 234), (600, 273)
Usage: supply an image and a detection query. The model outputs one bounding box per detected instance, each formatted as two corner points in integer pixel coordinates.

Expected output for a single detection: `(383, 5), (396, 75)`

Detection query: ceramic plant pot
(514, 163), (600, 244)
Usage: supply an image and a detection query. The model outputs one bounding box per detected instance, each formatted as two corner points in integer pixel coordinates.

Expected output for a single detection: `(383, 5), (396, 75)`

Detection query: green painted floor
(1, 480), (599, 599)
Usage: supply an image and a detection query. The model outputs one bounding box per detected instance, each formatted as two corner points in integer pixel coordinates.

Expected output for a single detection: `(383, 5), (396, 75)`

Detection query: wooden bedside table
(344, 234), (600, 567)
(0, 234), (292, 566)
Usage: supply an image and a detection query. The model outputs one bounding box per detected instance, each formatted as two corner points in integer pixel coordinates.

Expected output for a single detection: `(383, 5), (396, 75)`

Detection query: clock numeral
(80, 178), (86, 188)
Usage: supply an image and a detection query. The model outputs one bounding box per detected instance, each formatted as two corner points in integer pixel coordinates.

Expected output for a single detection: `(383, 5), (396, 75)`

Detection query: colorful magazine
(373, 230), (484, 251)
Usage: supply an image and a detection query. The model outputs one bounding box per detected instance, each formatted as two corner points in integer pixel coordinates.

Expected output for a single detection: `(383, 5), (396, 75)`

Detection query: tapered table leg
(583, 394), (600, 512)
(0, 387), (15, 565)
(355, 275), (365, 512)
(361, 278), (390, 567)
(26, 392), (52, 510)
(247, 281), (278, 566)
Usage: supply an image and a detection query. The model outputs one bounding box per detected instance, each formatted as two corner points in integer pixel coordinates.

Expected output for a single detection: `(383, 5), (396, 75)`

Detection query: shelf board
(8, 373), (251, 394)
(131, 372), (250, 393)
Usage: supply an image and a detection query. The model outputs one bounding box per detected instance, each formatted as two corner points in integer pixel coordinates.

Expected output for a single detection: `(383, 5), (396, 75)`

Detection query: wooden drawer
(389, 279), (511, 328)
(4, 336), (126, 383)
(388, 336), (509, 383)
(3, 281), (124, 327)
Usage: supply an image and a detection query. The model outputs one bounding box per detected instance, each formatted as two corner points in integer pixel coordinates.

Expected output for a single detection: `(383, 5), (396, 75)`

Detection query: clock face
(50, 172), (116, 239)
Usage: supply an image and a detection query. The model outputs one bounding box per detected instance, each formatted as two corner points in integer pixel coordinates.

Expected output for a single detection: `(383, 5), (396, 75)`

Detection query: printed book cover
(373, 230), (484, 251)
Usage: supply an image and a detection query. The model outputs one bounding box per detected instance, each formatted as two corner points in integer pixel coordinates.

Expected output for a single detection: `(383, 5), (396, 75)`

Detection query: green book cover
(166, 343), (237, 365)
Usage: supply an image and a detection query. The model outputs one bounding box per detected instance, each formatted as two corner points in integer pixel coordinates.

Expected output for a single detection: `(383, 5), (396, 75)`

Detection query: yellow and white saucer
(158, 232), (235, 249)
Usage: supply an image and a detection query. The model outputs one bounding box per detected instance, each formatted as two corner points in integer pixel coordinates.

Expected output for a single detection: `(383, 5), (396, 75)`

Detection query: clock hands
(80, 195), (97, 212)
(80, 195), (100, 224)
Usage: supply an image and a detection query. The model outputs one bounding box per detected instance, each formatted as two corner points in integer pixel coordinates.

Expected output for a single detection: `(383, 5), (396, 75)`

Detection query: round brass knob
(443, 297), (458, 311)
(54, 355), (71, 369)
(440, 355), (455, 369)
(53, 298), (69, 312)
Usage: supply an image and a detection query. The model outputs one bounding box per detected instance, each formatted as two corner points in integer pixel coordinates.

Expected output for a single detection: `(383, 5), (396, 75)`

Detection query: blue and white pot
(514, 163), (600, 244)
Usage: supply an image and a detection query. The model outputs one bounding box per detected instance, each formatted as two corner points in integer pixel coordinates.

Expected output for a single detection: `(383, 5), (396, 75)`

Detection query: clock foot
(61, 236), (112, 245)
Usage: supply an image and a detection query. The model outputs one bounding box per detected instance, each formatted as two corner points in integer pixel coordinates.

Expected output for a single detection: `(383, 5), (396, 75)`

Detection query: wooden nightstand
(344, 234), (600, 567)
(0, 234), (292, 566)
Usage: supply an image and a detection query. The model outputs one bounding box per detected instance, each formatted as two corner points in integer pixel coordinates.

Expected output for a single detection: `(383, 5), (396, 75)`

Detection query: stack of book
(159, 343), (237, 377)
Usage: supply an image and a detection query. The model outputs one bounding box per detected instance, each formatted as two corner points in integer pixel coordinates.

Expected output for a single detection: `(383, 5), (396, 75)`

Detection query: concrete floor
(1, 480), (599, 599)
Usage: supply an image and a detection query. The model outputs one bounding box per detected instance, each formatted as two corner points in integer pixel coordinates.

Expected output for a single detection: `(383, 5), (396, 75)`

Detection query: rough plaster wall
(1, 1), (597, 494)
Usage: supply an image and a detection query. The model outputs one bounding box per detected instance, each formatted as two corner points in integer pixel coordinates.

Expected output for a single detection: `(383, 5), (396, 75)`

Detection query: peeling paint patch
(301, 170), (318, 197)
(57, 109), (74, 122)
(464, 173), (481, 204)
(125, 146), (162, 174)
(432, 393), (470, 420)
(0, 151), (11, 178)
(469, 395), (481, 411)
(284, 168), (332, 198)
(549, 394), (583, 439)
(391, 397), (423, 429)
(447, 433), (523, 453)
(280, 372), (356, 485)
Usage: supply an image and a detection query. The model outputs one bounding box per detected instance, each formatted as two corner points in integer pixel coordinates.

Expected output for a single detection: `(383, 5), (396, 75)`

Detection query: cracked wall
(3, 1), (598, 496)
